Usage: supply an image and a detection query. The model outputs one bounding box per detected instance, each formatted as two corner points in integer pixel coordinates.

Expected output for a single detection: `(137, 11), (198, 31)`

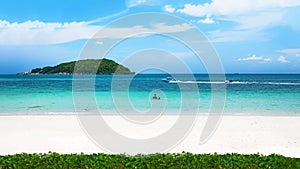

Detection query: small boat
(225, 80), (233, 84)
(162, 77), (181, 83)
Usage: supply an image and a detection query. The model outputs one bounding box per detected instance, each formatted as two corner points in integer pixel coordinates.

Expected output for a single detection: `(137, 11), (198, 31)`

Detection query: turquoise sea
(0, 74), (299, 115)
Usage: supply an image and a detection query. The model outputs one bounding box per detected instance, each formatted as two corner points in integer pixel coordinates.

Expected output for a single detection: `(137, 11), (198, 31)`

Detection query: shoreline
(1, 112), (300, 116)
(0, 115), (299, 157)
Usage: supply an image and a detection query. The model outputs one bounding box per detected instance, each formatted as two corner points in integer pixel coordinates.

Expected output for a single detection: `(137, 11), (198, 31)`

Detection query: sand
(0, 115), (299, 157)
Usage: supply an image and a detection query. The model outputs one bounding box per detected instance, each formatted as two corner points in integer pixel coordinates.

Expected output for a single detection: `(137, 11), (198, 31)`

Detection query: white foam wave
(231, 81), (300, 85)
(170, 81), (300, 85)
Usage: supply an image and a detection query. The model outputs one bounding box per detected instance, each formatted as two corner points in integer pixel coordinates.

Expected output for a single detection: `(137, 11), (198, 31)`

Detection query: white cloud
(238, 54), (263, 61)
(238, 53), (296, 63)
(212, 11), (284, 41)
(126, 0), (147, 7)
(278, 48), (300, 56)
(176, 4), (209, 17)
(263, 58), (272, 62)
(277, 56), (289, 63)
(207, 11), (284, 42)
(0, 20), (193, 45)
(175, 0), (300, 42)
(237, 54), (272, 62)
(234, 12), (284, 30)
(177, 0), (300, 17)
(198, 15), (215, 24)
(0, 20), (100, 45)
(93, 23), (193, 39)
(164, 5), (175, 13)
(126, 0), (161, 7)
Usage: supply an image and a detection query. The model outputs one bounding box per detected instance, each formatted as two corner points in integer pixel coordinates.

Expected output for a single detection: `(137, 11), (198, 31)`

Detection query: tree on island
(29, 59), (134, 75)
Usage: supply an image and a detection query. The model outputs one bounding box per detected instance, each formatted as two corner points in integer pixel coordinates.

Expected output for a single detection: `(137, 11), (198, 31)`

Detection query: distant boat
(162, 77), (181, 83)
(225, 80), (233, 84)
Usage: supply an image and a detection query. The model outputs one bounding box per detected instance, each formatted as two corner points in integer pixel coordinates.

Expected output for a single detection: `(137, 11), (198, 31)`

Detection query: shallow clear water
(0, 74), (299, 115)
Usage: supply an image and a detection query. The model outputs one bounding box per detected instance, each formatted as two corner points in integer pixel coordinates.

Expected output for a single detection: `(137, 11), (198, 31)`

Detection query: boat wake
(162, 76), (300, 85)
(170, 81), (300, 85)
(231, 81), (300, 85)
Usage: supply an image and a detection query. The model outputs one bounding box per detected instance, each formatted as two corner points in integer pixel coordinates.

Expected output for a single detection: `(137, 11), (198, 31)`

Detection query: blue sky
(0, 0), (300, 74)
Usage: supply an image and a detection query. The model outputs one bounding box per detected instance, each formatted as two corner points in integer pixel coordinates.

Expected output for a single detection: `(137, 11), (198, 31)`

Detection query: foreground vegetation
(0, 152), (299, 169)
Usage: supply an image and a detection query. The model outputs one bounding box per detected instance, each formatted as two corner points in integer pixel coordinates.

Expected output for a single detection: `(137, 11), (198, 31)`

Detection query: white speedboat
(225, 80), (233, 84)
(162, 77), (181, 83)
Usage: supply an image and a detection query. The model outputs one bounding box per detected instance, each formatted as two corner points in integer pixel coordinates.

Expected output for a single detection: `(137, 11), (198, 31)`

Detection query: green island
(0, 152), (299, 168)
(20, 59), (134, 75)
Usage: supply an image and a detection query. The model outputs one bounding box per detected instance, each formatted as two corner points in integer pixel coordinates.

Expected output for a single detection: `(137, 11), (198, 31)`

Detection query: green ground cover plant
(0, 152), (299, 169)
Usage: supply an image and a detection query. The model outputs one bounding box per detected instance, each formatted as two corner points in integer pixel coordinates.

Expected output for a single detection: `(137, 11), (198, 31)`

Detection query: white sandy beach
(0, 115), (299, 157)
